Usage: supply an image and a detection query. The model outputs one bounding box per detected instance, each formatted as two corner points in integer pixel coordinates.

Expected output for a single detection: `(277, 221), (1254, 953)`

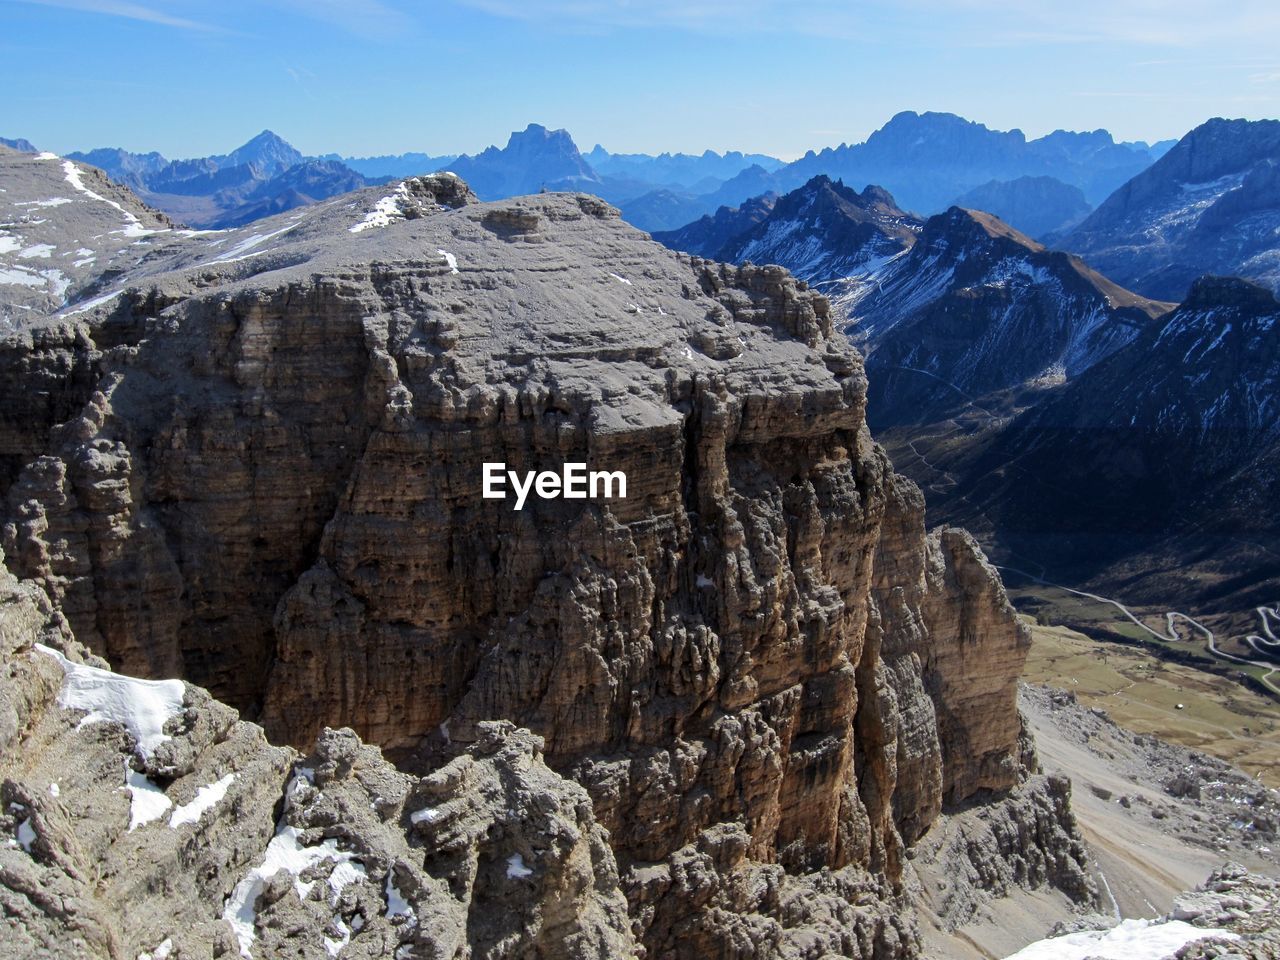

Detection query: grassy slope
(1024, 620), (1280, 785)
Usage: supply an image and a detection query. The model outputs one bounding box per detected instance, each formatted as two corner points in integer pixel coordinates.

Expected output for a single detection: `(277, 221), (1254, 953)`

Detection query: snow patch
(35, 644), (185, 760)
(207, 222), (301, 264)
(62, 288), (123, 316)
(506, 853), (533, 878)
(60, 160), (156, 237)
(409, 807), (441, 825)
(48, 782), (59, 798)
(19, 244), (55, 258)
(350, 182), (410, 233)
(16, 818), (35, 853)
(126, 763), (172, 831)
(608, 272), (632, 285)
(323, 916), (350, 957)
(384, 872), (415, 922)
(1001, 918), (1238, 960)
(223, 825), (367, 960)
(169, 773), (236, 829)
(137, 937), (174, 960)
(0, 266), (45, 287)
(437, 248), (459, 273)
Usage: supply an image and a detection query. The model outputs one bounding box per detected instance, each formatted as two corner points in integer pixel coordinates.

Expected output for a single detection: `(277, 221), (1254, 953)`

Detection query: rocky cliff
(0, 158), (1091, 957)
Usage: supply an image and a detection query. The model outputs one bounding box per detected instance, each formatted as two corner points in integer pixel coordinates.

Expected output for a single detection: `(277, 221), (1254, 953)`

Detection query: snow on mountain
(0, 150), (178, 328)
(655, 175), (920, 289)
(949, 275), (1280, 606)
(840, 206), (1171, 429)
(1065, 118), (1280, 300)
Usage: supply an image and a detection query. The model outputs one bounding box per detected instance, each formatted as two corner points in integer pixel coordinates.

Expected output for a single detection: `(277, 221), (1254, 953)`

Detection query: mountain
(843, 206), (1172, 430)
(69, 131), (375, 229)
(337, 150), (458, 178)
(0, 148), (177, 330)
(446, 122), (601, 199)
(205, 158), (370, 228)
(610, 187), (707, 232)
(215, 128), (303, 176)
(656, 176), (920, 287)
(65, 145), (169, 190)
(582, 145), (783, 189)
(782, 112), (1167, 212)
(0, 156), (1096, 957)
(1064, 117), (1280, 300)
(946, 275), (1280, 605)
(649, 191), (778, 258)
(952, 175), (1092, 238)
(627, 162), (788, 229)
(634, 112), (1168, 234)
(1, 137), (37, 153)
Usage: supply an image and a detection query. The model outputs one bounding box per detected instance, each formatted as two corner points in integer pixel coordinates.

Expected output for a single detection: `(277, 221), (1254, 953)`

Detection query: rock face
(0, 558), (634, 959)
(1065, 117), (1280, 300)
(0, 159), (1090, 957)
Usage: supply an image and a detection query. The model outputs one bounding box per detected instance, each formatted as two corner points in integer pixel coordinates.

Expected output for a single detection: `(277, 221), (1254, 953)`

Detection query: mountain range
(66, 130), (377, 229)
(651, 121), (1280, 615)
(8, 112), (1279, 610)
(23, 111), (1182, 237)
(1063, 117), (1280, 300)
(2, 112), (1280, 960)
(630, 113), (1177, 232)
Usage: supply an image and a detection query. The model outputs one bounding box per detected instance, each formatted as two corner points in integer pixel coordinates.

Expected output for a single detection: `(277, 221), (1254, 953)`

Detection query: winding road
(997, 564), (1280, 697)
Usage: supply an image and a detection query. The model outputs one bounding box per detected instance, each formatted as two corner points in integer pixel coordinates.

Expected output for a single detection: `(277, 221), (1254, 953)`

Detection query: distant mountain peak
(222, 130), (304, 175)
(0, 136), (37, 154)
(508, 123), (577, 149)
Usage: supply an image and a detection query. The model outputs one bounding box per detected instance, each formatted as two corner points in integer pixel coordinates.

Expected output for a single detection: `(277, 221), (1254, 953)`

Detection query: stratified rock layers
(0, 187), (1081, 957)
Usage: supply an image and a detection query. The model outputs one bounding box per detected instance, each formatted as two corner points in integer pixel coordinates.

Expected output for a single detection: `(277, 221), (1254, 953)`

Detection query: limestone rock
(0, 569), (636, 959)
(0, 164), (1088, 958)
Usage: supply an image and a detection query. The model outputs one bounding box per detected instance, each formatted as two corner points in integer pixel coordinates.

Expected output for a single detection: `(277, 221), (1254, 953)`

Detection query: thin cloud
(452, 0), (1280, 48)
(268, 0), (412, 37)
(5, 0), (224, 31)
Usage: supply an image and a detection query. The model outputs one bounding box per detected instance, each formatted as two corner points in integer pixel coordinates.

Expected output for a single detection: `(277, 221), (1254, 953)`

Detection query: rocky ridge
(655, 176), (920, 289)
(0, 147), (178, 328)
(0, 154), (1092, 957)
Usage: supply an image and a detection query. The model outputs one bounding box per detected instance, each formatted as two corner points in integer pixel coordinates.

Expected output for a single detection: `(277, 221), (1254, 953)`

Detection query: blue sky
(4, 0), (1280, 160)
